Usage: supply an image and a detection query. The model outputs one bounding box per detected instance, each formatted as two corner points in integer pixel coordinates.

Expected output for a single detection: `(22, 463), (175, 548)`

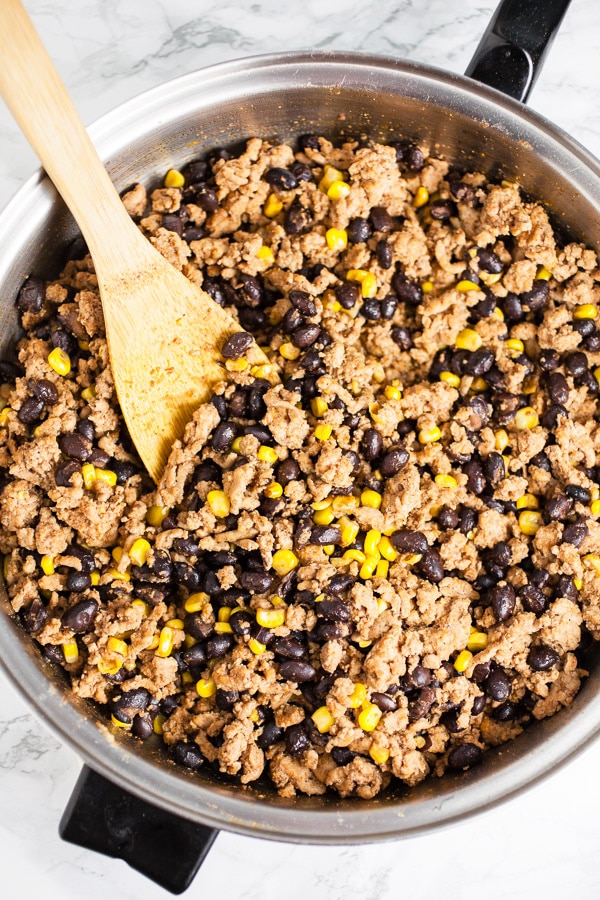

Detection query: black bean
(458, 507), (477, 535)
(347, 217), (372, 243)
(471, 662), (491, 684)
(577, 369), (600, 395)
(59, 432), (92, 461)
(584, 333), (600, 352)
(112, 460), (139, 486)
(239, 570), (273, 593)
(380, 447), (409, 477)
(556, 575), (579, 600)
(162, 214), (184, 236)
(291, 324), (320, 349)
(17, 396), (44, 424)
(361, 428), (383, 461)
(538, 349), (559, 371)
(565, 351), (587, 377)
(527, 644), (560, 672)
(311, 525), (341, 545)
(409, 686), (436, 720)
(544, 495), (572, 522)
(438, 507), (459, 530)
(530, 568), (550, 589)
(55, 459), (81, 487)
(316, 620), (351, 641)
(113, 688), (152, 716)
(87, 448), (109, 469)
(391, 326), (413, 350)
(574, 319), (596, 337)
(519, 584), (547, 614)
(484, 668), (511, 702)
(449, 181), (475, 202)
(226, 609), (252, 637)
(361, 298), (381, 320)
(182, 642), (207, 669)
(331, 746), (355, 766)
(393, 141), (424, 171)
(206, 633), (235, 659)
(464, 348), (494, 377)
(65, 544), (95, 574)
(430, 199), (457, 220)
(290, 162), (313, 183)
(440, 708), (465, 733)
(492, 391), (520, 423)
(284, 200), (312, 235)
(216, 689), (240, 711)
(31, 379), (59, 405)
(286, 723), (310, 756)
(211, 421), (238, 453)
(521, 280), (549, 311)
(62, 598), (98, 632)
(272, 637), (305, 660)
(327, 574), (355, 594)
(565, 484), (592, 504)
(21, 598), (48, 633)
(279, 660), (317, 682)
(483, 452), (505, 485)
(562, 520), (588, 547)
(221, 331), (253, 360)
(420, 548), (444, 583)
(492, 701), (518, 722)
(408, 666), (432, 689)
(282, 308), (303, 332)
(477, 249), (503, 274)
(501, 293), (523, 321)
(541, 404), (568, 429)
(548, 372), (569, 405)
(470, 295), (497, 321)
(489, 583), (516, 622)
(173, 740), (204, 769)
(380, 294), (398, 320)
(265, 167), (298, 191)
(370, 206), (394, 232)
(392, 269), (422, 305)
(195, 186), (218, 212)
(391, 530), (428, 554)
(376, 240), (393, 269)
(472, 695), (486, 716)
(132, 716), (153, 740)
(0, 360), (23, 382)
(289, 290), (317, 316)
(17, 276), (45, 313)
(316, 598), (350, 622)
(371, 692), (397, 712)
(464, 460), (486, 495)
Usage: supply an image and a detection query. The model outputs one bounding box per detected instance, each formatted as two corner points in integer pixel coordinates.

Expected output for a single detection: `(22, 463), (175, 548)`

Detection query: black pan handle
(60, 766), (218, 894)
(465, 0), (573, 102)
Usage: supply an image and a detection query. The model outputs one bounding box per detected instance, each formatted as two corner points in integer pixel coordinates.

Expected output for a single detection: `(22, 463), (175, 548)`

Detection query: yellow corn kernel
(95, 469), (117, 487)
(90, 571), (100, 586)
(494, 429), (509, 452)
(256, 608), (286, 629)
(327, 180), (351, 200)
(111, 546), (126, 564)
(319, 164), (344, 192)
(250, 708), (261, 723)
(439, 371), (460, 387)
(78, 340), (90, 352)
(339, 516), (360, 547)
(131, 599), (150, 616)
(153, 714), (165, 735)
(164, 168), (185, 188)
(369, 744), (390, 765)
(146, 633), (160, 651)
(129, 538), (151, 567)
(361, 489), (382, 509)
(264, 193), (283, 217)
(207, 489), (230, 518)
(312, 706), (335, 733)
(62, 639), (79, 664)
(216, 607), (232, 623)
(418, 425), (441, 444)
(111, 713), (131, 729)
(375, 559), (389, 578)
(146, 505), (170, 527)
(78, 464), (95, 492)
(347, 682), (367, 709)
(196, 677), (217, 698)
(506, 338), (525, 357)
(591, 500), (600, 516)
(595, 366), (600, 387)
(456, 279), (481, 292)
(493, 307), (505, 321)
(264, 481), (283, 500)
(384, 385), (402, 402)
(467, 631), (488, 652)
(413, 186), (429, 208)
(536, 266), (552, 281)
(48, 347), (71, 376)
(229, 436), (245, 454)
(480, 271), (503, 286)
(155, 626), (174, 658)
(343, 548), (366, 564)
(279, 341), (300, 361)
(107, 636), (128, 657)
(315, 424), (333, 441)
(358, 702), (382, 732)
(519, 509), (543, 536)
(573, 578), (583, 590)
(214, 622), (233, 634)
(332, 495), (359, 514)
(323, 544), (335, 556)
(109, 568), (130, 582)
(323, 297), (342, 312)
(180, 671), (193, 684)
(414, 736), (427, 750)
(516, 493), (539, 510)
(326, 228), (348, 252)
(184, 592), (210, 613)
(313, 507), (336, 526)
(421, 280), (434, 293)
(256, 245), (274, 264)
(165, 618), (184, 630)
(311, 397), (329, 417)
(0, 406), (11, 427)
(271, 548), (299, 576)
(514, 406), (539, 430)
(98, 658), (123, 675)
(257, 445), (278, 464)
(40, 554), (55, 576)
(435, 474), (457, 489)
(359, 555), (379, 580)
(81, 385), (96, 401)
(454, 649), (473, 673)
(248, 637), (266, 655)
(573, 303), (598, 320)
(250, 363), (278, 382)
(364, 530), (382, 558)
(225, 357), (249, 373)
(312, 499), (332, 511)
(583, 554), (600, 576)
(455, 328), (482, 352)
(368, 402), (383, 425)
(378, 536), (398, 562)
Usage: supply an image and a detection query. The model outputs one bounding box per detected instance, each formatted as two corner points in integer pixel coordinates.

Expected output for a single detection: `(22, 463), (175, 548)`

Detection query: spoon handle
(0, 0), (145, 265)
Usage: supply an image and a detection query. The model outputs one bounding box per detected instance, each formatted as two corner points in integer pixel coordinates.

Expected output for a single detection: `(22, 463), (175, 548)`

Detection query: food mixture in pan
(1, 134), (600, 799)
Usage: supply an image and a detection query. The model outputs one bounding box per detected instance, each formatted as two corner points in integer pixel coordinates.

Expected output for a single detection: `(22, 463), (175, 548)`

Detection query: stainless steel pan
(1, 0), (596, 892)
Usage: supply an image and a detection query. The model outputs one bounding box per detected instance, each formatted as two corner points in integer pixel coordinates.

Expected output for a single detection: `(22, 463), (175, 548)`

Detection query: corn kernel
(360, 489), (382, 511)
(494, 429), (509, 452)
(479, 271), (503, 286)
(492, 307), (505, 321)
(583, 554), (600, 576)
(514, 406), (539, 430)
(536, 266), (552, 281)
(196, 677), (217, 698)
(323, 298), (342, 312)
(78, 340), (90, 352)
(454, 649), (473, 672)
(369, 744), (390, 765)
(313, 507), (335, 526)
(343, 548), (367, 564)
(339, 516), (360, 547)
(166, 618), (184, 630)
(40, 554), (55, 576)
(312, 706), (334, 733)
(421, 280), (434, 293)
(414, 736), (427, 749)
(256, 608), (286, 628)
(323, 544), (335, 556)
(359, 555), (379, 580)
(595, 367), (600, 387)
(332, 495), (359, 514)
(519, 509), (543, 536)
(184, 592), (209, 613)
(89, 571), (99, 586)
(347, 682), (367, 709)
(418, 425), (441, 444)
(214, 622), (233, 633)
(111, 713), (131, 729)
(109, 568), (130, 582)
(0, 407), (11, 427)
(364, 530), (382, 558)
(516, 493), (539, 510)
(312, 499), (332, 511)
(591, 500), (600, 516)
(225, 357), (249, 372)
(279, 341), (300, 361)
(573, 578), (583, 590)
(131, 599), (150, 616)
(440, 371), (460, 387)
(506, 338), (525, 356)
(311, 397), (328, 417)
(48, 347), (71, 376)
(153, 714), (165, 735)
(315, 424), (333, 441)
(98, 658), (123, 675)
(375, 559), (389, 578)
(467, 631), (488, 652)
(413, 186), (429, 208)
(358, 702), (382, 732)
(146, 505), (170, 527)
(62, 639), (79, 664)
(207, 489), (230, 518)
(271, 548), (299, 576)
(250, 709), (261, 723)
(326, 228), (348, 252)
(368, 402), (383, 424)
(95, 469), (117, 487)
(264, 193), (283, 217)
(264, 481), (283, 500)
(78, 464), (95, 491)
(164, 168), (185, 188)
(378, 536), (398, 561)
(319, 165), (344, 192)
(384, 385), (402, 401)
(155, 626), (174, 658)
(455, 329), (482, 352)
(456, 279), (481, 292)
(250, 363), (278, 382)
(435, 474), (457, 489)
(257, 445), (278, 464)
(248, 638), (266, 655)
(106, 636), (128, 657)
(256, 245), (274, 264)
(81, 385), (96, 400)
(327, 180), (351, 200)
(129, 538), (151, 567)
(573, 304), (598, 320)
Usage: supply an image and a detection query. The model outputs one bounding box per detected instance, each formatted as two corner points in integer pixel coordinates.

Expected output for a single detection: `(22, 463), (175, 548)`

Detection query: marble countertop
(2, 1), (600, 897)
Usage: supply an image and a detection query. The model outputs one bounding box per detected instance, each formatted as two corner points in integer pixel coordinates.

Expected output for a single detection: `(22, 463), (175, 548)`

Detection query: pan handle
(59, 766), (218, 894)
(465, 0), (572, 103)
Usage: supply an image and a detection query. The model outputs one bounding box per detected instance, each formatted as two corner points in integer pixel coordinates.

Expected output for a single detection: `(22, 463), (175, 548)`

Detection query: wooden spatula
(0, 0), (267, 482)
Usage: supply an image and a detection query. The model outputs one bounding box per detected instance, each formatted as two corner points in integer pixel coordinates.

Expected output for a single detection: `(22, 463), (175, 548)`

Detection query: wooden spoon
(0, 0), (267, 482)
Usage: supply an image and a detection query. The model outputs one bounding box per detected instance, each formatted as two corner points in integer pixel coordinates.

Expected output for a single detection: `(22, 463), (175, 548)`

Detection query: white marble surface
(2, 0), (600, 897)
